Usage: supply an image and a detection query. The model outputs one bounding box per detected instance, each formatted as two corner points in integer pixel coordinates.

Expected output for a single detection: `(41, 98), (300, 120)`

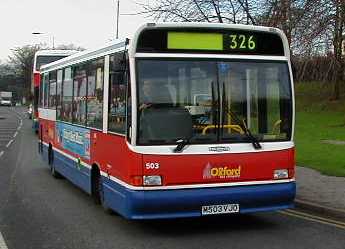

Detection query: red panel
(34, 73), (41, 87)
(90, 131), (142, 184)
(142, 148), (295, 186)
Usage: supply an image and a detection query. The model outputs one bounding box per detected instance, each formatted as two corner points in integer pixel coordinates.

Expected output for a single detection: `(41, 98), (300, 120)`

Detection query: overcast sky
(0, 0), (153, 61)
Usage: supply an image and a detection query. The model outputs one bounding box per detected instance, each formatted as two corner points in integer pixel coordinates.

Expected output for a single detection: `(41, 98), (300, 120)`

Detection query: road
(0, 106), (344, 249)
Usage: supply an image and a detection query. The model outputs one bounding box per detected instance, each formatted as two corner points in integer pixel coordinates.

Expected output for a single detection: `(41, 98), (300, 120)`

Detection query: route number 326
(228, 34), (256, 50)
(145, 162), (160, 169)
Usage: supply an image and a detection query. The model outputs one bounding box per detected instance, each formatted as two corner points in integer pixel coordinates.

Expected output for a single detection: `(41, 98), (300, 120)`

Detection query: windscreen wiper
(173, 139), (189, 153)
(221, 82), (262, 150)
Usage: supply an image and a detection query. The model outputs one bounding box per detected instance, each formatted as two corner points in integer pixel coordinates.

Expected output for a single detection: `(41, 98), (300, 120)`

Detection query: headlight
(143, 175), (162, 186)
(274, 169), (289, 179)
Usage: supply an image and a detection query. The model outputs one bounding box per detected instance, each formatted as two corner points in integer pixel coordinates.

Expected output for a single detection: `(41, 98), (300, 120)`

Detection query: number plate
(201, 204), (240, 215)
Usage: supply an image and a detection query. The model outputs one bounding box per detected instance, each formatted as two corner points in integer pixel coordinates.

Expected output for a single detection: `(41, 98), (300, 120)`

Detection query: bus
(38, 23), (295, 219)
(32, 50), (78, 132)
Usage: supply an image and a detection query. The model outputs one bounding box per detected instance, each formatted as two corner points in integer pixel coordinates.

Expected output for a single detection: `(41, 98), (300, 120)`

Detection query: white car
(0, 99), (12, 106)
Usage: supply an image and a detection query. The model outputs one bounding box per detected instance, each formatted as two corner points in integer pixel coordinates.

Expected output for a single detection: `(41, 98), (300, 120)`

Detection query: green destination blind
(168, 32), (223, 50)
(167, 32), (258, 52)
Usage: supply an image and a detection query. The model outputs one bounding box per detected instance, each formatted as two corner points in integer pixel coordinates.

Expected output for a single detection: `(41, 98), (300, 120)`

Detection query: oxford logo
(203, 163), (241, 179)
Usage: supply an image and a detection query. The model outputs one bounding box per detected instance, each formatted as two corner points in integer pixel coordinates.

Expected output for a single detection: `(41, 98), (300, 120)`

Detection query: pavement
(295, 166), (345, 221)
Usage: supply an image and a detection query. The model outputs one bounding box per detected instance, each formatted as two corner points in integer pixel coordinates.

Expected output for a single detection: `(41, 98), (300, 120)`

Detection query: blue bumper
(102, 177), (296, 220)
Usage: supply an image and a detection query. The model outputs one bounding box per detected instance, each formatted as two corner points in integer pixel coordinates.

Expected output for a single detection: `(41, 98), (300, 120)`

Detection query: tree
(330, 0), (345, 100)
(140, 0), (331, 54)
(8, 45), (41, 100)
(256, 0), (332, 55)
(140, 0), (259, 25)
(55, 44), (85, 51)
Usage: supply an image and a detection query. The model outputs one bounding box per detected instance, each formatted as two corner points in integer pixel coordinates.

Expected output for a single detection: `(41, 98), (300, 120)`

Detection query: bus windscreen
(36, 55), (67, 71)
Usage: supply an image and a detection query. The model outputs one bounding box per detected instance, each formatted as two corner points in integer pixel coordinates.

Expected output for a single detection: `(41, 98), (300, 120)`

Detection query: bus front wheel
(92, 166), (113, 214)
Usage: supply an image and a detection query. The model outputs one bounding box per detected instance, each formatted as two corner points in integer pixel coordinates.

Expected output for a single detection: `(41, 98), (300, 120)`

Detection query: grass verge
(295, 82), (345, 176)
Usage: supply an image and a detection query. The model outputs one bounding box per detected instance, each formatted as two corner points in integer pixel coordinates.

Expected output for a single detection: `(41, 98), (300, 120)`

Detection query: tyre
(48, 146), (61, 178)
(93, 170), (113, 214)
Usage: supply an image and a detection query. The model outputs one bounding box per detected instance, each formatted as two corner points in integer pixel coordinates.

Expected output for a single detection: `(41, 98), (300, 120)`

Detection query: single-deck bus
(38, 23), (295, 219)
(32, 50), (78, 132)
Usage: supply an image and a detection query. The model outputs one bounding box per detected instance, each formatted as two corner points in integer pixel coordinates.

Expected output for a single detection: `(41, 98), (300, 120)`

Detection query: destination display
(136, 29), (284, 56)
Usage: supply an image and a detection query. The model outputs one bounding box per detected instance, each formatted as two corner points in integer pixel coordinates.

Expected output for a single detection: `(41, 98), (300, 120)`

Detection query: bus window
(56, 70), (63, 119)
(87, 58), (104, 129)
(48, 71), (57, 109)
(61, 67), (73, 122)
(137, 60), (217, 145)
(39, 75), (44, 108)
(108, 53), (127, 134)
(43, 73), (49, 108)
(73, 65), (87, 125)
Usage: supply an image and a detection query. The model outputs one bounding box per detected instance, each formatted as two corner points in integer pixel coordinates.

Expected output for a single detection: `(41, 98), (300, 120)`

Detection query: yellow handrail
(202, 124), (244, 135)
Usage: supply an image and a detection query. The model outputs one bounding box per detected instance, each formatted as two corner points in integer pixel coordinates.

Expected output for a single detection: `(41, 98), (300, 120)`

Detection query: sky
(0, 0), (153, 61)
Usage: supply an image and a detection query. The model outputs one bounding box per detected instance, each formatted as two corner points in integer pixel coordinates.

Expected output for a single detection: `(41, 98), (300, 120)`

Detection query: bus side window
(108, 53), (127, 134)
(56, 70), (63, 120)
(48, 71), (57, 110)
(73, 65), (87, 125)
(61, 67), (73, 122)
(39, 74), (44, 108)
(87, 58), (104, 129)
(43, 73), (49, 108)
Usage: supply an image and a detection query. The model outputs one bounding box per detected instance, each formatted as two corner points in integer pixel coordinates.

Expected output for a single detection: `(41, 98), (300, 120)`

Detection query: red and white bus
(38, 23), (295, 219)
(32, 50), (78, 132)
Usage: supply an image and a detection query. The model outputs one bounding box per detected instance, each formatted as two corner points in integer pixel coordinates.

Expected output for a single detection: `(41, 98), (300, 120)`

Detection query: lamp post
(32, 32), (55, 49)
(116, 0), (120, 39)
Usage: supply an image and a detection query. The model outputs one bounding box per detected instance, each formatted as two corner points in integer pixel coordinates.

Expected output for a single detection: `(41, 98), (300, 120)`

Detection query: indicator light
(274, 169), (289, 179)
(131, 176), (143, 186)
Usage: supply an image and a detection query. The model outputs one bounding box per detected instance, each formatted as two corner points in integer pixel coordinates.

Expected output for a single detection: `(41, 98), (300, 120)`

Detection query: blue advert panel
(56, 122), (91, 159)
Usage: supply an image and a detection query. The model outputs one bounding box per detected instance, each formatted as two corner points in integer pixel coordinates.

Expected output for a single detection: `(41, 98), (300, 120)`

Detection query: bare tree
(330, 0), (345, 100)
(55, 44), (85, 51)
(8, 45), (41, 99)
(139, 0), (259, 24)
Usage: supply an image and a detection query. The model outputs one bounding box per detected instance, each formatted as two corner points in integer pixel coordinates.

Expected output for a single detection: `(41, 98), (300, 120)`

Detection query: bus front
(128, 23), (295, 218)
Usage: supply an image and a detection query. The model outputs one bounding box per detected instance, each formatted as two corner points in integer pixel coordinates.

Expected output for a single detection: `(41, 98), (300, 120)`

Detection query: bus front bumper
(102, 177), (296, 220)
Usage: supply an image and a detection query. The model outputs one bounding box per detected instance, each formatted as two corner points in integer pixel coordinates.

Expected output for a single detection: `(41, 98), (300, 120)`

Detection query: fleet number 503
(145, 162), (160, 169)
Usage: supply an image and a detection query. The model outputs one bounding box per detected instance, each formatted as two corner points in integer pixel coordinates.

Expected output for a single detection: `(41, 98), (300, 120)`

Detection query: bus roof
(40, 40), (127, 73)
(34, 49), (78, 57)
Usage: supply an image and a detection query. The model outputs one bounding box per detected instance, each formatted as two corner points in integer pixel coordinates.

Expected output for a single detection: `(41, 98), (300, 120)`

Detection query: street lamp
(32, 32), (55, 49)
(115, 0), (120, 39)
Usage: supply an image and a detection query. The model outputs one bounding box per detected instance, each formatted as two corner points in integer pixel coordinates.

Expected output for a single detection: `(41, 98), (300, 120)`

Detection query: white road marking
(5, 140), (13, 148)
(0, 151), (4, 158)
(13, 131), (18, 138)
(0, 231), (8, 249)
